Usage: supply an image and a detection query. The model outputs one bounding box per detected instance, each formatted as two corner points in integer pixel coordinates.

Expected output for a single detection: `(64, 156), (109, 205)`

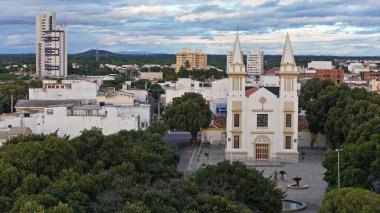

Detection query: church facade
(225, 33), (299, 163)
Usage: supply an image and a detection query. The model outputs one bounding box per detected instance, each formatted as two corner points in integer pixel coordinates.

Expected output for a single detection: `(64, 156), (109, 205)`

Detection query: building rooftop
(0, 127), (32, 140)
(264, 87), (280, 96)
(245, 87), (259, 97)
(15, 100), (83, 108)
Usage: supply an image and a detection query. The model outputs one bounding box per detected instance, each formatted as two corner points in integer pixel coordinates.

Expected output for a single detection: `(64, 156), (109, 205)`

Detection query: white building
(260, 75), (280, 87)
(160, 78), (229, 115)
(352, 66), (370, 74)
(307, 61), (332, 70)
(225, 33), (298, 163)
(122, 81), (149, 103)
(36, 13), (67, 78)
(348, 62), (363, 72)
(0, 104), (151, 138)
(247, 48), (264, 76)
(29, 80), (97, 101)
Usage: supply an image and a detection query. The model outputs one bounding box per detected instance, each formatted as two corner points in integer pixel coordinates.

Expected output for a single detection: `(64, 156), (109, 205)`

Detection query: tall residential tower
(36, 13), (67, 78)
(247, 48), (264, 76)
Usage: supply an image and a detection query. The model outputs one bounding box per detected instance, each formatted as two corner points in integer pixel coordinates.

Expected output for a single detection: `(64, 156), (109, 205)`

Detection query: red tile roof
(207, 116), (226, 129)
(245, 87), (259, 97)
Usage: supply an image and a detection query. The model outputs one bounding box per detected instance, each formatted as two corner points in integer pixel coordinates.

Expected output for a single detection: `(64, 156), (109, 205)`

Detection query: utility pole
(336, 149), (342, 189)
(10, 94), (13, 113)
(157, 89), (161, 121)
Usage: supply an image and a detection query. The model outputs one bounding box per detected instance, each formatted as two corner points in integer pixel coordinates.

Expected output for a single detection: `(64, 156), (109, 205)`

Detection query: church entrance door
(255, 143), (269, 160)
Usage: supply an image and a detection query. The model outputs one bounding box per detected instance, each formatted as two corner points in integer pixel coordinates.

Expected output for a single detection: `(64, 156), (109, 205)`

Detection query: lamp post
(335, 148), (343, 189)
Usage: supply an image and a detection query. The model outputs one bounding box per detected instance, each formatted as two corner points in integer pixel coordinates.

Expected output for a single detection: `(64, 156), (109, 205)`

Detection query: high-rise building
(246, 48), (264, 76)
(36, 13), (67, 78)
(226, 47), (233, 72)
(175, 48), (207, 72)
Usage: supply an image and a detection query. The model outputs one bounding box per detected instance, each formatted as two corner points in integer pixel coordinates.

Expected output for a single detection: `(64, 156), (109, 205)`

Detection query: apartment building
(175, 49), (207, 72)
(246, 48), (264, 76)
(36, 13), (67, 78)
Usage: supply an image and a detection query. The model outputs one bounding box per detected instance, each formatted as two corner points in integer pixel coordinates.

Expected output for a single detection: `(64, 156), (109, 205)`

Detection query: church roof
(232, 32), (244, 64)
(245, 87), (259, 97)
(281, 33), (296, 65)
(263, 87), (280, 96)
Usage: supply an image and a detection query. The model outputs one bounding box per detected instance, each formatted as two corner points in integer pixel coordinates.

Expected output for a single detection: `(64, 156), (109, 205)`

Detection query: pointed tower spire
(281, 33), (295, 65)
(232, 31), (243, 64)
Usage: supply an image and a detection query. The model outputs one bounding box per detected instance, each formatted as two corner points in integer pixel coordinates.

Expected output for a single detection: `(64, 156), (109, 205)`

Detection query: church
(225, 33), (299, 163)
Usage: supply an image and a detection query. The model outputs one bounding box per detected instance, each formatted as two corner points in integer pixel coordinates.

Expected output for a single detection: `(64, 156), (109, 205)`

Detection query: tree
(163, 92), (212, 143)
(322, 134), (380, 189)
(147, 123), (169, 136)
(185, 60), (191, 69)
(149, 83), (164, 101)
(299, 78), (334, 109)
(318, 188), (380, 213)
(0, 128), (283, 212)
(29, 80), (43, 88)
(191, 161), (284, 213)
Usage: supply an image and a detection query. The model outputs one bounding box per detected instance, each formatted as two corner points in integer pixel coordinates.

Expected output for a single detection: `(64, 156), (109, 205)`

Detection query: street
(163, 132), (197, 175)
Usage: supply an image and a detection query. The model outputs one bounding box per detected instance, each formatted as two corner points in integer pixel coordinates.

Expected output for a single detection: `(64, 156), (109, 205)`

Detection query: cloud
(0, 0), (378, 56)
(112, 5), (167, 18)
(175, 11), (241, 23)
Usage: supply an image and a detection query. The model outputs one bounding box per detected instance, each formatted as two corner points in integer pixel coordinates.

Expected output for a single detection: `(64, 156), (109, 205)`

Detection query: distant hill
(117, 51), (168, 55)
(74, 49), (120, 57)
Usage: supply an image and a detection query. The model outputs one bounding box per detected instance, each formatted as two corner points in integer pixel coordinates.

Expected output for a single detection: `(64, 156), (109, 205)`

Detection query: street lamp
(335, 148), (343, 189)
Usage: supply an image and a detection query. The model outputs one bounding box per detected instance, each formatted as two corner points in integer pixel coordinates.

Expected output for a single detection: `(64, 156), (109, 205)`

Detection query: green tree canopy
(299, 78), (334, 109)
(163, 92), (212, 143)
(322, 134), (380, 189)
(191, 161), (284, 213)
(318, 188), (380, 213)
(0, 128), (283, 212)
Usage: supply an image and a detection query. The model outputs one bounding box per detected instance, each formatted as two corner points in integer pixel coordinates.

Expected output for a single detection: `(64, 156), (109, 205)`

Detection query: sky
(0, 0), (379, 56)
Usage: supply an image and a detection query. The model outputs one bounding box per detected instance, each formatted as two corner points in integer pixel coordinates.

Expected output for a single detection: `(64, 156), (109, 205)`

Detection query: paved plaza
(164, 132), (327, 212)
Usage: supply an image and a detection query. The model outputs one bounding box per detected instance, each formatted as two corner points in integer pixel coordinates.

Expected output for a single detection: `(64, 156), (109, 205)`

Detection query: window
(46, 109), (53, 115)
(257, 114), (268, 127)
(234, 114), (240, 127)
(286, 136), (292, 149)
(233, 136), (240, 148)
(286, 114), (292, 127)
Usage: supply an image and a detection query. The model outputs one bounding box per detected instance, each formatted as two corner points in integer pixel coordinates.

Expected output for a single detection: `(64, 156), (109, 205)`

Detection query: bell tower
(225, 32), (247, 160)
(278, 33), (299, 162)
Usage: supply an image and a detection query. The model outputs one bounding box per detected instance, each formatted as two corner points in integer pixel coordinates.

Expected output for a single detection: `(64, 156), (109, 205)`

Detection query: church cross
(259, 97), (266, 110)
